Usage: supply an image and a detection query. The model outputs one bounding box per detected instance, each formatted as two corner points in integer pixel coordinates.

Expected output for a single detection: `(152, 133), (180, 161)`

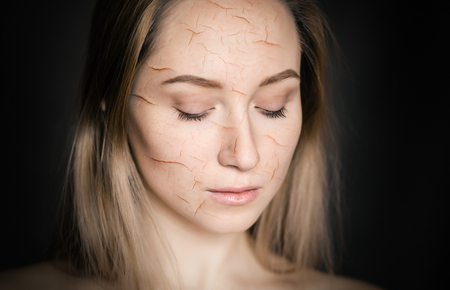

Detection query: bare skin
(129, 0), (302, 237)
(126, 0), (382, 289)
(0, 0), (383, 289)
(0, 261), (383, 290)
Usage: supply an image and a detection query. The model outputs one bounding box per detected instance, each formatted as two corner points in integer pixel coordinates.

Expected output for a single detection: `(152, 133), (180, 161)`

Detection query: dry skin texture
(127, 0), (302, 234)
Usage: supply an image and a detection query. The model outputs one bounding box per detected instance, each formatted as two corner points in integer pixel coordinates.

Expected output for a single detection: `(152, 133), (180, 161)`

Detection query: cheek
(127, 108), (211, 202)
(260, 134), (299, 187)
(255, 111), (302, 187)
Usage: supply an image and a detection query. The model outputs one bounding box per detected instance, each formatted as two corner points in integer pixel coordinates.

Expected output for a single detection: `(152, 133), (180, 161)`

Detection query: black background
(1, 1), (448, 289)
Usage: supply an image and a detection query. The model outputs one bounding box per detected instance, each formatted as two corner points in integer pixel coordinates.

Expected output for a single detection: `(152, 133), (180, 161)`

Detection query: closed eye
(176, 108), (212, 122)
(257, 107), (287, 119)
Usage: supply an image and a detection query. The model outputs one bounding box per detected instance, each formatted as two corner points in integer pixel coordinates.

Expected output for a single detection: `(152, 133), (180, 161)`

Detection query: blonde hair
(54, 0), (339, 288)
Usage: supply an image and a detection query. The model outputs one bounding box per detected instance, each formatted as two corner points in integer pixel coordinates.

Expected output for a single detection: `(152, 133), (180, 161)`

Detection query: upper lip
(208, 186), (260, 193)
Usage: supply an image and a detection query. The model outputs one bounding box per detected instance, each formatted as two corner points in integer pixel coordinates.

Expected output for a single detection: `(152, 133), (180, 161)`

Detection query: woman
(0, 0), (382, 289)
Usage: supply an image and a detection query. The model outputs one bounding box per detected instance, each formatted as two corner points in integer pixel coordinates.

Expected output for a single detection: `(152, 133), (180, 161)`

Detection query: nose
(218, 114), (260, 171)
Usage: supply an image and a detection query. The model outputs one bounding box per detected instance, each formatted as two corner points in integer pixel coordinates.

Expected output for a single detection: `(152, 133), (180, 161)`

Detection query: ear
(101, 100), (106, 111)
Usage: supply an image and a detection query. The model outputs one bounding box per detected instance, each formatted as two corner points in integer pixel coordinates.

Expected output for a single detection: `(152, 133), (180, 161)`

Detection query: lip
(208, 186), (260, 206)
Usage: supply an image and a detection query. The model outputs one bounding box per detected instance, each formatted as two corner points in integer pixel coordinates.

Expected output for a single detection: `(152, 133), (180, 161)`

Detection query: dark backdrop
(1, 1), (448, 289)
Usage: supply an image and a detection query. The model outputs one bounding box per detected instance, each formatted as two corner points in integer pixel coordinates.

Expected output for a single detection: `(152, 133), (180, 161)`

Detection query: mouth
(208, 186), (260, 206)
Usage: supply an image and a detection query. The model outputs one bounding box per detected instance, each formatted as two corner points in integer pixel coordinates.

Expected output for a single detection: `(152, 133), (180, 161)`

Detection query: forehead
(147, 0), (300, 86)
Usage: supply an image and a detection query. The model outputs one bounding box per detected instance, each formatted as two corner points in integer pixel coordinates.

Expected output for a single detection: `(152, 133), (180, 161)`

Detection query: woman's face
(128, 0), (302, 233)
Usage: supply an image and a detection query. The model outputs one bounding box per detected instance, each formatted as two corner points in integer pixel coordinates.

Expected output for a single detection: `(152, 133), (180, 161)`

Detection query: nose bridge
(218, 109), (260, 171)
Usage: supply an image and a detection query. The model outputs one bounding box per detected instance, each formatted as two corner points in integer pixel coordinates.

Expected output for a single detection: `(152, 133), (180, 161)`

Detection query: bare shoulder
(0, 262), (103, 290)
(248, 267), (383, 290)
(291, 269), (385, 290)
(238, 249), (384, 290)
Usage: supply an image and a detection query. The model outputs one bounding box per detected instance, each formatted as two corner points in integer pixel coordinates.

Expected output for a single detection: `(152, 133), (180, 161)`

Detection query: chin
(151, 190), (266, 235)
(192, 209), (261, 235)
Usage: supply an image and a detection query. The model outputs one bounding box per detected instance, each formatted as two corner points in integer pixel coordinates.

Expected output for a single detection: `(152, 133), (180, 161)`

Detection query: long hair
(54, 0), (338, 288)
(252, 0), (339, 273)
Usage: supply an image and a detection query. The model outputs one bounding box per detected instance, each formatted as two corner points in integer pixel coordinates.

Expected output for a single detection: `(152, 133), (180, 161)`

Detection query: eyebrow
(160, 69), (300, 89)
(259, 69), (300, 87)
(161, 75), (223, 88)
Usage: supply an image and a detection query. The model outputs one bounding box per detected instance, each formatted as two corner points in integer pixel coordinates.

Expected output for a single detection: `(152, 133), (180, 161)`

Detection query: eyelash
(177, 110), (211, 122)
(259, 107), (287, 119)
(176, 107), (287, 122)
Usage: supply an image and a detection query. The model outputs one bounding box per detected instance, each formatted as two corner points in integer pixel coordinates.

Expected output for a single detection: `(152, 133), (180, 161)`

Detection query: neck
(145, 194), (261, 289)
(167, 220), (247, 288)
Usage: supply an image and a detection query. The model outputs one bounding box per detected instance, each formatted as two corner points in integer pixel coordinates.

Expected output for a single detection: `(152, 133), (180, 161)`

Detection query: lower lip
(209, 189), (259, 206)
